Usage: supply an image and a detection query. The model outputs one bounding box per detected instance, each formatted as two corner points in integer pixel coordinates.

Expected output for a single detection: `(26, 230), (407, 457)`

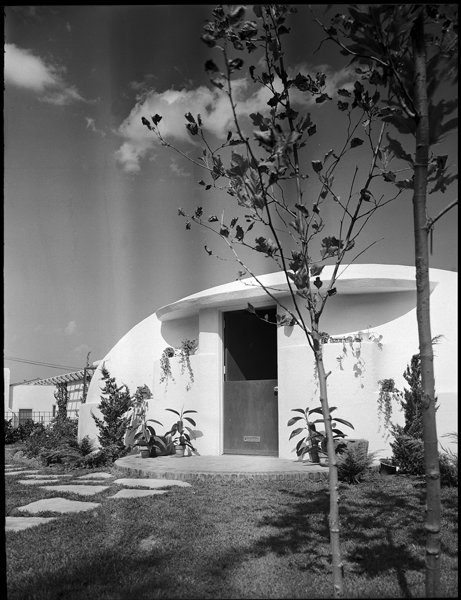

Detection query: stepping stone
(5, 470), (41, 476)
(76, 473), (114, 479)
(40, 485), (109, 496)
(113, 478), (191, 489)
(19, 480), (63, 486)
(17, 498), (100, 514)
(6, 516), (57, 532)
(109, 489), (168, 499)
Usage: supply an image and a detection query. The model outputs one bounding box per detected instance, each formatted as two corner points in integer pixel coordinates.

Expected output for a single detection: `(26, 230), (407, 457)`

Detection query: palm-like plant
(288, 406), (353, 461)
(165, 406), (198, 453)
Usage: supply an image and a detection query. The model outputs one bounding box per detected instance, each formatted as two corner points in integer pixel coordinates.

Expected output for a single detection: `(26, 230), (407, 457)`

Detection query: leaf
(151, 114), (162, 126)
(235, 225), (245, 241)
(204, 246), (213, 256)
(337, 88), (351, 97)
(184, 417), (196, 427)
(289, 428), (305, 440)
(332, 417), (354, 430)
(207, 215), (219, 222)
(385, 134), (413, 165)
(141, 117), (151, 130)
(291, 408), (307, 415)
(247, 303), (256, 314)
(316, 93), (332, 103)
(295, 203), (309, 216)
(350, 138), (364, 148)
(314, 277), (323, 289)
(185, 113), (196, 123)
(312, 160), (323, 173)
(165, 408), (181, 417)
(205, 59), (220, 74)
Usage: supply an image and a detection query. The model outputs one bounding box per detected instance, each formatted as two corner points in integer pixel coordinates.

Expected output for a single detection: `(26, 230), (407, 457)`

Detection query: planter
(379, 460), (397, 476)
(308, 446), (320, 463)
(139, 448), (151, 459)
(319, 454), (329, 467)
(175, 445), (186, 457)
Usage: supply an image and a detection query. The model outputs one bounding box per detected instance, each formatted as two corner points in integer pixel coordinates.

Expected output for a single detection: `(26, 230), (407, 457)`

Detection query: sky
(4, 5), (458, 385)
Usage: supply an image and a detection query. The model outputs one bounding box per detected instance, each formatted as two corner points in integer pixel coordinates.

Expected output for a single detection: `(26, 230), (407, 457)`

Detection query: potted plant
(379, 456), (397, 476)
(122, 386), (173, 458)
(165, 406), (198, 457)
(288, 405), (353, 465)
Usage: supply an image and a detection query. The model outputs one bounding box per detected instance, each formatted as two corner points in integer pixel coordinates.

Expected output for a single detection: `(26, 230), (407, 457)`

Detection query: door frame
(220, 303), (279, 456)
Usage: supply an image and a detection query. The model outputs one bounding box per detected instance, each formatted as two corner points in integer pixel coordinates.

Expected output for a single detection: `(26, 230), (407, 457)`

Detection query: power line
(4, 356), (82, 371)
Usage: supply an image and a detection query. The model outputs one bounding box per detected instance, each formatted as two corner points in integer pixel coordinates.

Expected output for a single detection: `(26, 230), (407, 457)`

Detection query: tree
(142, 6), (412, 596)
(311, 5), (458, 596)
(91, 364), (132, 459)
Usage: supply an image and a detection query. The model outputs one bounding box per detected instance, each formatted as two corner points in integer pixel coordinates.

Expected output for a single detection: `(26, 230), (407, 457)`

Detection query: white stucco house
(78, 264), (457, 460)
(6, 365), (98, 428)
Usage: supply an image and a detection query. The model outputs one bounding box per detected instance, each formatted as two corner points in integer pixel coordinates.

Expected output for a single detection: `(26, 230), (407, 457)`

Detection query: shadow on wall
(320, 291), (418, 334)
(160, 316), (199, 350)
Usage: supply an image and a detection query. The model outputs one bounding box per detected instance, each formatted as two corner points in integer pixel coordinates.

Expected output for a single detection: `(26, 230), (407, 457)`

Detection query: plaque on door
(243, 436), (260, 442)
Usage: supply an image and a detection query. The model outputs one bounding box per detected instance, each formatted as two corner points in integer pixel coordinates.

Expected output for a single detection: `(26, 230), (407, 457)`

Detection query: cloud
(114, 63), (357, 174)
(64, 321), (77, 336)
(85, 117), (106, 137)
(4, 43), (89, 105)
(170, 158), (191, 177)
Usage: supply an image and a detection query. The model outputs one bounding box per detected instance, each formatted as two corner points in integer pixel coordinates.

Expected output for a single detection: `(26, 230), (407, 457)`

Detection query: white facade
(79, 265), (457, 460)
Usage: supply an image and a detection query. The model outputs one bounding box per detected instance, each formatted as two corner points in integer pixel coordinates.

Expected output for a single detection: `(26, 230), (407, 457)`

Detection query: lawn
(5, 455), (458, 599)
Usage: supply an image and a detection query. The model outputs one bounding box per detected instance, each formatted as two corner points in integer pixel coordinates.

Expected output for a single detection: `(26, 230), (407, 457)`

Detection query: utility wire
(4, 356), (82, 371)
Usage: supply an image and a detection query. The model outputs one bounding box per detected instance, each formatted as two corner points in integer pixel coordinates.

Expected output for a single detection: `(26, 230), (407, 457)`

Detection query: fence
(4, 411), (79, 428)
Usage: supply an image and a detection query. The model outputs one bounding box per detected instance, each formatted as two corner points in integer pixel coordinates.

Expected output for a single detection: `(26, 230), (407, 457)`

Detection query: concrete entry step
(114, 454), (329, 482)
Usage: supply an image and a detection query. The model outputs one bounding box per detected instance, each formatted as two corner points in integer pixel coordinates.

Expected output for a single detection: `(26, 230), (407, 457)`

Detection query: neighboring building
(78, 265), (457, 461)
(6, 364), (99, 428)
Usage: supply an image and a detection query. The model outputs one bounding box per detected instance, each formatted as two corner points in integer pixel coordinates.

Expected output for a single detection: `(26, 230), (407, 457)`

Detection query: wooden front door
(223, 308), (278, 456)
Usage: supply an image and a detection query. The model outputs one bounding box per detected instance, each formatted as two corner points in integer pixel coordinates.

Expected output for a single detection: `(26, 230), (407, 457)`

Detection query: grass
(5, 449), (458, 599)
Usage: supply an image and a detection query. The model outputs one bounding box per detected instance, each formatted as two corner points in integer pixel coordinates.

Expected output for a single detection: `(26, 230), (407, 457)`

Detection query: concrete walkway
(114, 454), (330, 481)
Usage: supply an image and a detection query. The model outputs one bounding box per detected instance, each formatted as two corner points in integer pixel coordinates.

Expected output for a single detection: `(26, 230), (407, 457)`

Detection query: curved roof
(156, 264), (442, 322)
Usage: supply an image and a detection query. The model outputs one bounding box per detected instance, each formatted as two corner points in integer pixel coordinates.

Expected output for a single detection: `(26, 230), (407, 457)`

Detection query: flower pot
(140, 448), (150, 459)
(175, 445), (186, 457)
(379, 460), (396, 476)
(319, 455), (329, 467)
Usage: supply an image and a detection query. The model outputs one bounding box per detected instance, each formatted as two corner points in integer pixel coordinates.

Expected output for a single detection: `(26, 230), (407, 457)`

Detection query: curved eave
(156, 264), (439, 322)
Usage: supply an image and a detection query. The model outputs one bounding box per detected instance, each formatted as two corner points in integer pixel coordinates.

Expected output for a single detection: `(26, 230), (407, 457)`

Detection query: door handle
(274, 386), (278, 395)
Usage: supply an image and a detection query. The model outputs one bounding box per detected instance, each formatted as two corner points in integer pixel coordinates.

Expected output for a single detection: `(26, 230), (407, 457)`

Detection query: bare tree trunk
(411, 13), (442, 597)
(313, 332), (344, 598)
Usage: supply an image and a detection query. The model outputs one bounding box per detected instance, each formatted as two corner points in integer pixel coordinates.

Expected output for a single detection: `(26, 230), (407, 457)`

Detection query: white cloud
(85, 117), (106, 137)
(4, 43), (88, 105)
(64, 321), (77, 336)
(170, 158), (191, 177)
(114, 63), (358, 174)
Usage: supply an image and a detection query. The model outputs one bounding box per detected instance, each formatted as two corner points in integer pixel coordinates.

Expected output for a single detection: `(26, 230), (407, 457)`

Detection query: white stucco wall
(79, 265), (457, 458)
(8, 385), (57, 426)
(4, 368), (11, 410)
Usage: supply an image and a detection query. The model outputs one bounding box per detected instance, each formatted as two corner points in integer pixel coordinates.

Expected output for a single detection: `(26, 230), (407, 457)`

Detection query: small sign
(244, 436), (260, 443)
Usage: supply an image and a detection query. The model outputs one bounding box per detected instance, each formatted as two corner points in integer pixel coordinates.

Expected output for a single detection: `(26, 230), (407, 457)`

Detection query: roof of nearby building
(156, 263), (447, 322)
(13, 365), (98, 387)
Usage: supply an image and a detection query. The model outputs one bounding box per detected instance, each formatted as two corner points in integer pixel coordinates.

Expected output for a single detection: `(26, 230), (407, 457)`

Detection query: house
(6, 364), (99, 428)
(78, 264), (457, 460)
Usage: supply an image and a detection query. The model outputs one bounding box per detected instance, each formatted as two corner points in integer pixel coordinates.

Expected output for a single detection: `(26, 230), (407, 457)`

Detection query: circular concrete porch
(114, 454), (329, 482)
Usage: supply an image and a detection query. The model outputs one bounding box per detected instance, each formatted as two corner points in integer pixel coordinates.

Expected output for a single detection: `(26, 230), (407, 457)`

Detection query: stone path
(5, 462), (191, 533)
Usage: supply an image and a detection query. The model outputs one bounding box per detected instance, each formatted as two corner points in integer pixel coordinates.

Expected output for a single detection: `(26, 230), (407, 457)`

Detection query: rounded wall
(78, 312), (199, 445)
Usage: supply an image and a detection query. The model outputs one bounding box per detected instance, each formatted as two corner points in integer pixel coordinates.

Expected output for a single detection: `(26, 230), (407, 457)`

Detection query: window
(18, 409), (33, 425)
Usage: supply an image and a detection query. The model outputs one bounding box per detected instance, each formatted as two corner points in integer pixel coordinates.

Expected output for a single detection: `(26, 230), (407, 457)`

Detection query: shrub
(390, 431), (425, 475)
(23, 417), (79, 463)
(78, 435), (95, 456)
(337, 444), (378, 484)
(91, 365), (132, 461)
(5, 419), (20, 444)
(76, 444), (120, 469)
(439, 432), (458, 487)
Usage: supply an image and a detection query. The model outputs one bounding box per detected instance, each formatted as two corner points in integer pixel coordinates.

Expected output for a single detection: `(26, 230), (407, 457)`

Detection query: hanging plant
(160, 347), (175, 385)
(377, 378), (401, 437)
(179, 338), (198, 391)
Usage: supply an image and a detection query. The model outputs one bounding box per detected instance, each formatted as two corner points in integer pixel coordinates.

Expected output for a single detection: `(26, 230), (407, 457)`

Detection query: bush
(22, 417), (80, 466)
(76, 444), (120, 469)
(439, 432), (458, 487)
(91, 365), (132, 461)
(390, 431), (425, 475)
(337, 445), (378, 484)
(5, 419), (20, 444)
(78, 435), (95, 456)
